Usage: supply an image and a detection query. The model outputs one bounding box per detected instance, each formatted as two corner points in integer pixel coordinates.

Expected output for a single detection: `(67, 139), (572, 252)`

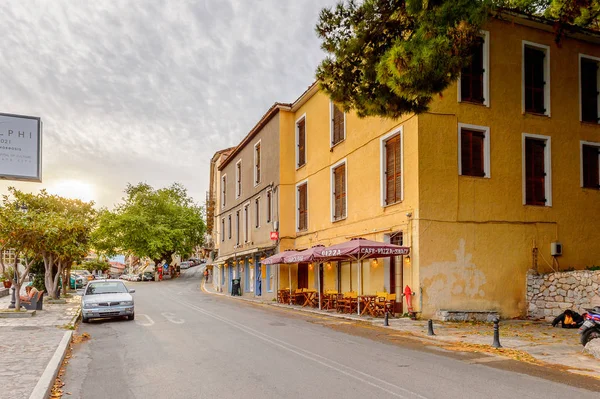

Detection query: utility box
(551, 242), (563, 256)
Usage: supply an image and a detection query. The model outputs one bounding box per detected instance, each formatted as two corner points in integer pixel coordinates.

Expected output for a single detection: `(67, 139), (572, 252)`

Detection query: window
(523, 134), (552, 206)
(221, 219), (225, 242)
(580, 55), (600, 123)
(330, 102), (345, 146)
(221, 175), (227, 208)
(459, 32), (489, 106)
(523, 42), (550, 116)
(243, 203), (249, 243)
(581, 142), (600, 189)
(254, 141), (261, 185)
(266, 189), (272, 223)
(235, 160), (242, 198)
(331, 160), (347, 221)
(296, 115), (306, 168)
(236, 211), (240, 245)
(458, 124), (490, 178)
(381, 129), (403, 206)
(297, 181), (308, 231)
(255, 197), (260, 228)
(228, 215), (232, 239)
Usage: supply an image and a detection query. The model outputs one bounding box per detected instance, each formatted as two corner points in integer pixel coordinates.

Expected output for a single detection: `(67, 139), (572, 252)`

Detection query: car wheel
(82, 316), (89, 323)
(581, 328), (600, 346)
(127, 314), (135, 321)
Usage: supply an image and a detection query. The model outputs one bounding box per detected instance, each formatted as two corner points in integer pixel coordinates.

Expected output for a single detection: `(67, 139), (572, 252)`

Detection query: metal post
(492, 318), (502, 348)
(9, 280), (16, 309)
(427, 319), (435, 336)
(384, 311), (389, 326)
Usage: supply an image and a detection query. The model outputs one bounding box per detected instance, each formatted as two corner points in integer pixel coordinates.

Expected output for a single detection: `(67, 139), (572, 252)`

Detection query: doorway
(389, 232), (403, 314)
(298, 263), (308, 289)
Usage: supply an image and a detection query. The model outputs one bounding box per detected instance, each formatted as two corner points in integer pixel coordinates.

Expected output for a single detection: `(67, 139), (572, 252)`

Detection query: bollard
(427, 319), (435, 336)
(492, 318), (502, 348)
(384, 311), (389, 326)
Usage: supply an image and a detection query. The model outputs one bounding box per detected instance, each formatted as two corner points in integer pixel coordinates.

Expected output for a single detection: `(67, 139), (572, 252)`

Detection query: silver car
(81, 280), (135, 323)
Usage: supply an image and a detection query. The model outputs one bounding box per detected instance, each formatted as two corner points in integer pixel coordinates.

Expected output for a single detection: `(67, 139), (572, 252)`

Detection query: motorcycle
(579, 306), (600, 346)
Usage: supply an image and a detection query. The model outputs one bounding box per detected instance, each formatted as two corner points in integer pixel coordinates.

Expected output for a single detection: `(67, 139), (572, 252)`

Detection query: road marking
(161, 312), (185, 324)
(135, 314), (155, 327)
(165, 292), (428, 399)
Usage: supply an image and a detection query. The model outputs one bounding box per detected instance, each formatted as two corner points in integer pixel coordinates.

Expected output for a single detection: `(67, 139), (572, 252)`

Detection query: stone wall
(527, 269), (600, 321)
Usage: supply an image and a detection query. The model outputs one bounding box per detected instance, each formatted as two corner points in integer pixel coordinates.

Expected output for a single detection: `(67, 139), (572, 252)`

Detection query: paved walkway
(0, 290), (80, 399)
(202, 281), (600, 378)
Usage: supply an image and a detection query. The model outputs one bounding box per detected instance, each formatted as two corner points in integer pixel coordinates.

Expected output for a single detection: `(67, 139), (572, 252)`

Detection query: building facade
(212, 13), (600, 318)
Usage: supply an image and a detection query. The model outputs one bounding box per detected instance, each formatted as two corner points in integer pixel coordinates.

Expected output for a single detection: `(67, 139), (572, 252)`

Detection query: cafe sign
(0, 113), (42, 182)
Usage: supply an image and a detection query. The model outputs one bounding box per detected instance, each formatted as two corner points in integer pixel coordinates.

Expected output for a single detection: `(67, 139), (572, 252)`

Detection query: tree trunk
(43, 253), (58, 299)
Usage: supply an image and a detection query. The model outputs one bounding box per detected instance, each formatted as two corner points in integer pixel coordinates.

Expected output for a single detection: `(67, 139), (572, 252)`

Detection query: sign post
(0, 113), (42, 182)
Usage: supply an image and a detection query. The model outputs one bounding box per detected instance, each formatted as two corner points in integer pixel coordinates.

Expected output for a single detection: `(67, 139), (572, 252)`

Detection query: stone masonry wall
(527, 269), (600, 321)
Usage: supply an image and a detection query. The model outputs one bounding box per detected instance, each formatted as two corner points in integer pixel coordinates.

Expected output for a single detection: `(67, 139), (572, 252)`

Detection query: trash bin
(231, 278), (241, 296)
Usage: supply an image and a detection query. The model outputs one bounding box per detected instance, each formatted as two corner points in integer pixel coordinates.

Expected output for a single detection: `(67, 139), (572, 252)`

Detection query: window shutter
(385, 141), (395, 204)
(461, 38), (484, 103)
(583, 145), (600, 189)
(460, 131), (473, 176)
(298, 184), (307, 230)
(525, 47), (546, 114)
(340, 165), (346, 218)
(255, 144), (261, 183)
(334, 166), (344, 219)
(298, 119), (306, 167)
(581, 59), (599, 123)
(332, 105), (344, 145)
(526, 138), (546, 205)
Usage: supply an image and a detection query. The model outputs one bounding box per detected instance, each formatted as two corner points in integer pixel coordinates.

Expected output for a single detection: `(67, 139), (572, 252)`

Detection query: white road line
(135, 314), (155, 327)
(161, 312), (185, 324)
(165, 292), (429, 399)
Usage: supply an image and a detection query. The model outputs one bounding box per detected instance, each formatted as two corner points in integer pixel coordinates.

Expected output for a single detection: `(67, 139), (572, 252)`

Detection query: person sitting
(19, 285), (39, 303)
(552, 309), (584, 328)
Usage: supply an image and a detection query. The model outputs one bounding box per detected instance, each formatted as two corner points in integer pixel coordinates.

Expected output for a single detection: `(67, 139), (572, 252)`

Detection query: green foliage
(93, 183), (205, 265)
(79, 259), (110, 273)
(315, 0), (600, 119)
(587, 265), (600, 271)
(1, 266), (15, 281)
(29, 260), (46, 292)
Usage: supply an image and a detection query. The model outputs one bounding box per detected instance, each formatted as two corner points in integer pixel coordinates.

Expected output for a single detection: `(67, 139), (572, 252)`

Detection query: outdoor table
(300, 290), (317, 307)
(359, 295), (378, 316)
(323, 293), (337, 310)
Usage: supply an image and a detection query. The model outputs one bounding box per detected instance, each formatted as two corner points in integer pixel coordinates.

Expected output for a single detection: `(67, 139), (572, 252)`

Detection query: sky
(0, 0), (337, 208)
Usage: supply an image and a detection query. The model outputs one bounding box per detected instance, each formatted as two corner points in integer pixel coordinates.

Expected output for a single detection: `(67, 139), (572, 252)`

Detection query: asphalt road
(63, 267), (600, 399)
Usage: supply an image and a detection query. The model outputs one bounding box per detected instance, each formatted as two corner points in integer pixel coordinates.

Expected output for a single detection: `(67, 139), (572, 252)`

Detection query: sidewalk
(201, 281), (600, 379)
(0, 290), (80, 399)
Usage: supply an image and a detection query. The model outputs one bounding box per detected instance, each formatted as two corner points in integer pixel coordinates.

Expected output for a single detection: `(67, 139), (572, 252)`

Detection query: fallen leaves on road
(442, 342), (539, 364)
(51, 332), (91, 398)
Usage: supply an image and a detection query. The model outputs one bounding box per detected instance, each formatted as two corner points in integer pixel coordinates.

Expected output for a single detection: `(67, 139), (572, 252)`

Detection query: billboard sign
(0, 113), (42, 182)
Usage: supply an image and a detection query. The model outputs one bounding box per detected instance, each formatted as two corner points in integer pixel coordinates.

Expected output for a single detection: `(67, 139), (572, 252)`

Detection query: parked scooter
(579, 307), (600, 346)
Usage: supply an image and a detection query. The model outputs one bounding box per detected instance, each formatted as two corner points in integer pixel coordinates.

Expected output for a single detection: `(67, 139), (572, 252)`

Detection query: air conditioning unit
(551, 242), (563, 256)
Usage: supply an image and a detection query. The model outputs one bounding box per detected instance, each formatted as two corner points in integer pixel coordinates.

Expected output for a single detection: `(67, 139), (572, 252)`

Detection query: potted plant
(1, 267), (15, 288)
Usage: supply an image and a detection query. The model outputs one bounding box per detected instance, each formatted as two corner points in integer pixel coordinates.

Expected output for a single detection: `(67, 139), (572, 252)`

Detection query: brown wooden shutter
(461, 130), (485, 177)
(266, 191), (272, 222)
(334, 164), (346, 219)
(385, 135), (401, 204)
(255, 143), (261, 183)
(583, 145), (600, 189)
(461, 38), (484, 103)
(332, 104), (344, 145)
(581, 59), (599, 123)
(525, 47), (546, 114)
(298, 184), (307, 230)
(525, 138), (546, 205)
(298, 118), (306, 167)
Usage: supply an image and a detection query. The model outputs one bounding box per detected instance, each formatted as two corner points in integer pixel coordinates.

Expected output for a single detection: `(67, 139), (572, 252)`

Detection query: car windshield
(85, 281), (128, 295)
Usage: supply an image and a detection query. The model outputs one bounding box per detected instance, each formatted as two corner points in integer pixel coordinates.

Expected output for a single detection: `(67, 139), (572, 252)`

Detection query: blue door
(228, 266), (233, 293)
(256, 263), (262, 296)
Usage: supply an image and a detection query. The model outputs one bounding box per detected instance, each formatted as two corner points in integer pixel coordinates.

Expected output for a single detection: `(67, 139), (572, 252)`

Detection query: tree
(93, 183), (205, 267)
(315, 0), (599, 119)
(79, 259), (110, 273)
(0, 188), (96, 301)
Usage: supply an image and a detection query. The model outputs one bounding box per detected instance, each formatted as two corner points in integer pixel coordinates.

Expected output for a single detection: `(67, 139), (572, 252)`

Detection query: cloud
(0, 0), (336, 207)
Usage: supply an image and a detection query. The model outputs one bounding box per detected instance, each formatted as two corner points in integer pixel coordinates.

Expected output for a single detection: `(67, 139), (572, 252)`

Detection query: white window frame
(235, 160), (242, 198)
(255, 197), (260, 228)
(457, 30), (490, 107)
(522, 133), (552, 207)
(522, 40), (551, 117)
(266, 188), (272, 223)
(330, 158), (348, 222)
(253, 140), (262, 186)
(296, 114), (307, 169)
(330, 101), (346, 148)
(243, 202), (251, 243)
(579, 53), (600, 124)
(580, 140), (600, 188)
(457, 123), (491, 178)
(295, 179), (309, 232)
(221, 174), (227, 208)
(379, 126), (404, 207)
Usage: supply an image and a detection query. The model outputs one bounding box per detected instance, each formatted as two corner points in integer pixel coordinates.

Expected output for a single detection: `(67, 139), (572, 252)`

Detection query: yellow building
(274, 13), (600, 318)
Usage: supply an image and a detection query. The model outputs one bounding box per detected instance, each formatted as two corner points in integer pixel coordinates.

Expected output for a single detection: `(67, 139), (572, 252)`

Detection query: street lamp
(9, 202), (28, 309)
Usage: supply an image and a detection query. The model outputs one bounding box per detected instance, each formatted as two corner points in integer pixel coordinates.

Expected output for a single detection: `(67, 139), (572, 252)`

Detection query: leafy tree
(78, 259), (110, 273)
(0, 188), (96, 301)
(93, 183), (205, 267)
(315, 0), (599, 119)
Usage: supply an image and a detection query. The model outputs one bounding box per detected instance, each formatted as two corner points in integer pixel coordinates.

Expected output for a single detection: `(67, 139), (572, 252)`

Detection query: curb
(29, 330), (73, 399)
(68, 306), (82, 328)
